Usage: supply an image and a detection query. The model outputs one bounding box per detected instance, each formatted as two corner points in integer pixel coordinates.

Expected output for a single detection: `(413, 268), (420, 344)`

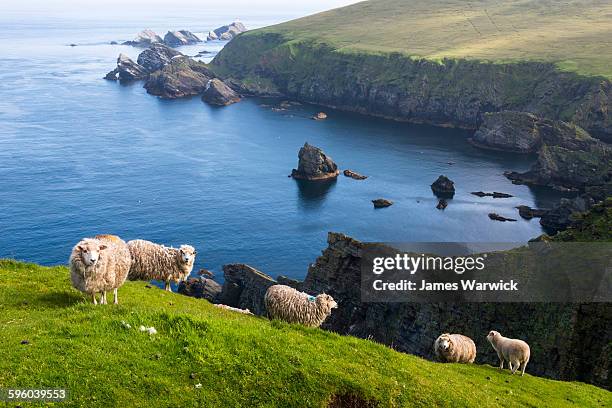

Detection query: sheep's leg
(92, 294), (98, 305)
(113, 288), (118, 305)
(499, 357), (504, 370)
(101, 291), (107, 304)
(165, 280), (172, 292)
(508, 361), (514, 373)
(520, 362), (527, 376)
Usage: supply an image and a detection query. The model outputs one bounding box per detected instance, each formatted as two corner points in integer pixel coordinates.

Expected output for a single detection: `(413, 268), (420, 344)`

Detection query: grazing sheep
(264, 284), (338, 327)
(69, 235), (131, 305)
(486, 330), (531, 376)
(127, 239), (196, 291)
(434, 333), (477, 363)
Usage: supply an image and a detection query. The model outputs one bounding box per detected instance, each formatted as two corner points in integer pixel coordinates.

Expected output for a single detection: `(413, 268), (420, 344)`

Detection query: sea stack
(291, 143), (339, 181)
(372, 198), (393, 208)
(202, 79), (241, 106)
(431, 175), (455, 198)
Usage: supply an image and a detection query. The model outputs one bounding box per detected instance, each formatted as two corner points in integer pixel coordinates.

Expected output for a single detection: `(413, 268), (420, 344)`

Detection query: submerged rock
(343, 169), (367, 180)
(488, 213), (517, 222)
(137, 43), (182, 73)
(291, 143), (339, 181)
(210, 22), (247, 41)
(163, 30), (202, 47)
(105, 54), (148, 81)
(202, 79), (241, 106)
(430, 175), (455, 198)
(123, 29), (163, 47)
(372, 198), (393, 208)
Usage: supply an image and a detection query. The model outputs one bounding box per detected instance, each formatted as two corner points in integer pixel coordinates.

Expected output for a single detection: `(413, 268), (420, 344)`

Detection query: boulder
(436, 199), (448, 210)
(136, 43), (182, 73)
(291, 143), (340, 181)
(343, 169), (367, 180)
(105, 54), (148, 81)
(144, 58), (214, 98)
(212, 22), (247, 41)
(163, 30), (202, 47)
(313, 112), (328, 120)
(488, 213), (517, 222)
(430, 175), (455, 198)
(202, 78), (241, 106)
(372, 198), (393, 208)
(123, 29), (163, 47)
(178, 277), (222, 302)
(516, 205), (549, 220)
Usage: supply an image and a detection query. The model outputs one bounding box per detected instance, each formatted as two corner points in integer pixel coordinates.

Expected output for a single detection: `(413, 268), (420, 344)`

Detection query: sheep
(433, 333), (477, 363)
(264, 284), (338, 328)
(69, 235), (131, 305)
(486, 330), (530, 376)
(127, 239), (196, 291)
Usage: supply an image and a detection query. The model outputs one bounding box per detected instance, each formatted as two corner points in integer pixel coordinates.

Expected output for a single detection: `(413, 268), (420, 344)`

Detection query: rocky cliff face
(211, 33), (611, 141)
(213, 232), (611, 389)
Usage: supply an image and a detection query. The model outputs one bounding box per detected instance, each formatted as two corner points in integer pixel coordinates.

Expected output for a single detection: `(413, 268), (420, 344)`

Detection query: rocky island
(290, 143), (340, 181)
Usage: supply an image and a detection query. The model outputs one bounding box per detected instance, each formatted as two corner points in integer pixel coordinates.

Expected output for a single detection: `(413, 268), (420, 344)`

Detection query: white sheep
(486, 330), (531, 376)
(264, 284), (338, 327)
(127, 239), (196, 291)
(69, 235), (131, 305)
(433, 333), (477, 363)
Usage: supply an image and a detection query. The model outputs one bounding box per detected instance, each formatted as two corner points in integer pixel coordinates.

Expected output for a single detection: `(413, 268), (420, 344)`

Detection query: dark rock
(123, 29), (163, 47)
(137, 43), (182, 73)
(516, 205), (549, 220)
(343, 169), (367, 180)
(144, 58), (214, 98)
(470, 111), (541, 153)
(178, 277), (222, 302)
(163, 30), (202, 47)
(540, 197), (589, 234)
(69, 43), (77, 47)
(471, 191), (513, 198)
(372, 198), (393, 208)
(110, 41), (118, 45)
(202, 79), (241, 106)
(488, 213), (517, 222)
(312, 112), (327, 120)
(291, 143), (340, 181)
(276, 275), (302, 290)
(197, 268), (214, 278)
(217, 264), (276, 315)
(436, 199), (448, 210)
(209, 22), (247, 41)
(105, 54), (148, 82)
(430, 175), (455, 198)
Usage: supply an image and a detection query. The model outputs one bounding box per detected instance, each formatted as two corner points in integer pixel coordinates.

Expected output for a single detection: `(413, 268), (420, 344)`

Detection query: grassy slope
(0, 260), (610, 407)
(249, 0), (612, 79)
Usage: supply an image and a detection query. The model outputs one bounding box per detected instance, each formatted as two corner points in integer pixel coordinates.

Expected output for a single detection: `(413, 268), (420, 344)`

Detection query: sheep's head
(487, 330), (500, 343)
(77, 240), (107, 267)
(438, 334), (452, 351)
(316, 294), (338, 312)
(179, 245), (196, 267)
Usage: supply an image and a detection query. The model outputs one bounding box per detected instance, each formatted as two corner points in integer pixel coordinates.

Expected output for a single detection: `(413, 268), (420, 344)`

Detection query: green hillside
(253, 0), (612, 78)
(0, 260), (610, 407)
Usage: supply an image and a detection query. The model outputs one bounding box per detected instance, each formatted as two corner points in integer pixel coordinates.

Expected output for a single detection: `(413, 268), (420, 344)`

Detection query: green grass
(1, 261), (610, 407)
(249, 0), (612, 79)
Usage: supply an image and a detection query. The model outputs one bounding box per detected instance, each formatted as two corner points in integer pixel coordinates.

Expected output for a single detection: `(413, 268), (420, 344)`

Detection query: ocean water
(0, 11), (566, 280)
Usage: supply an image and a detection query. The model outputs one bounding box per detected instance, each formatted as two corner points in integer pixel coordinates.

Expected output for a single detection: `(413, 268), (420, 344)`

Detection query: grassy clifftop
(250, 0), (612, 79)
(0, 260), (610, 407)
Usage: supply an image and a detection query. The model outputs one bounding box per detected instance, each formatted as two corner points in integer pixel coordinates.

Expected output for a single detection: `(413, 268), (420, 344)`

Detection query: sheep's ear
(77, 245), (84, 251)
(99, 245), (108, 250)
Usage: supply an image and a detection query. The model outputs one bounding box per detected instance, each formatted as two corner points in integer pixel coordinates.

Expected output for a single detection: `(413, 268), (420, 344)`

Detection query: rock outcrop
(202, 78), (241, 106)
(123, 29), (163, 47)
(430, 175), (455, 198)
(209, 22), (247, 41)
(343, 169), (367, 180)
(104, 54), (148, 81)
(539, 197), (589, 234)
(136, 43), (182, 73)
(291, 143), (340, 181)
(163, 30), (202, 47)
(516, 205), (549, 220)
(178, 277), (222, 302)
(436, 199), (448, 210)
(372, 199), (393, 208)
(144, 57), (214, 98)
(471, 191), (513, 198)
(470, 111), (541, 153)
(488, 213), (517, 222)
(217, 264), (275, 315)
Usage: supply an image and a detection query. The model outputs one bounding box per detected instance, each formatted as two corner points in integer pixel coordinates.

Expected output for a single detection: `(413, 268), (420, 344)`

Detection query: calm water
(0, 12), (565, 280)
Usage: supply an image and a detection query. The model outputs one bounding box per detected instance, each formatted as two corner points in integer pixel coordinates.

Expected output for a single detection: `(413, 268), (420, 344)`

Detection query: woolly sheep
(264, 284), (338, 327)
(433, 333), (477, 363)
(486, 330), (530, 376)
(127, 239), (196, 291)
(69, 235), (131, 305)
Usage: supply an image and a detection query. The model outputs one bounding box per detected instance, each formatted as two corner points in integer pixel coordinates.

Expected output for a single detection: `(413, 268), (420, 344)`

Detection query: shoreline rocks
(343, 169), (367, 180)
(291, 143), (340, 181)
(136, 43), (182, 73)
(144, 57), (214, 98)
(430, 175), (455, 198)
(471, 191), (513, 198)
(436, 199), (448, 210)
(202, 79), (241, 106)
(470, 111), (542, 153)
(516, 205), (549, 220)
(164, 30), (202, 47)
(372, 198), (393, 208)
(104, 54), (148, 81)
(123, 29), (163, 47)
(208, 22), (247, 41)
(178, 277), (221, 302)
(488, 213), (517, 222)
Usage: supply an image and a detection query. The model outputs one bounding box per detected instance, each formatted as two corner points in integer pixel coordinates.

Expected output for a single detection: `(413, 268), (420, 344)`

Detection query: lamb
(264, 284), (338, 328)
(433, 333), (477, 363)
(486, 330), (530, 376)
(127, 239), (196, 291)
(69, 235), (131, 305)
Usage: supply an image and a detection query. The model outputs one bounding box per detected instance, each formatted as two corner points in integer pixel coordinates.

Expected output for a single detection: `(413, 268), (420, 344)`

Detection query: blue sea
(0, 9), (566, 280)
